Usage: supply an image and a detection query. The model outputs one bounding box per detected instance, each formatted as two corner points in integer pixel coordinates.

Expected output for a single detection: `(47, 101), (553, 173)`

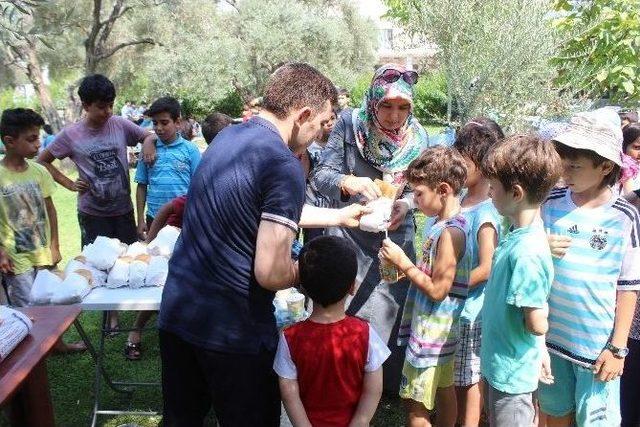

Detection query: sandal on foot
(106, 323), (120, 338)
(124, 341), (142, 361)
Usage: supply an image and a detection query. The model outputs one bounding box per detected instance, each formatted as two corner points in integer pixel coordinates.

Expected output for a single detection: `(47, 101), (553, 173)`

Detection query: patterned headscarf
(353, 63), (429, 184)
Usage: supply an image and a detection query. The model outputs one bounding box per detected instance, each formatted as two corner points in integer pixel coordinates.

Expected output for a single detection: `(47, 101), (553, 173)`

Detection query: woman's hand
(387, 200), (410, 231)
(340, 176), (381, 202)
(379, 238), (407, 267)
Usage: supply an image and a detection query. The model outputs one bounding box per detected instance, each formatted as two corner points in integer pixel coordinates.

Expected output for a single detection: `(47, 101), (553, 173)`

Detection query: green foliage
(552, 0), (640, 104)
(138, 0), (377, 116)
(0, 87), (37, 111)
(384, 0), (570, 129)
(212, 91), (244, 119)
(349, 72), (373, 108)
(412, 71), (448, 125)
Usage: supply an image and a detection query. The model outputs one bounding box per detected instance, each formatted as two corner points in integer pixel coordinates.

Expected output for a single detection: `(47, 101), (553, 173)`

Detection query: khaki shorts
(399, 358), (455, 410)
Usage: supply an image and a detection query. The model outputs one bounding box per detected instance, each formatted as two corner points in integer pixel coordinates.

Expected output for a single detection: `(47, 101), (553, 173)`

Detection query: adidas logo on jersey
(567, 225), (579, 235)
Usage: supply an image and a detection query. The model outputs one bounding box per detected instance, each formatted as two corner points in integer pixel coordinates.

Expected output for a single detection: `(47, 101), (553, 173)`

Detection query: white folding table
(74, 286), (163, 427)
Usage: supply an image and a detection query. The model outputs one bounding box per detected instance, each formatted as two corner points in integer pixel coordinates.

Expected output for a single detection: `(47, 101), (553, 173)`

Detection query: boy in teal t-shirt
(479, 134), (562, 426)
(452, 118), (502, 426)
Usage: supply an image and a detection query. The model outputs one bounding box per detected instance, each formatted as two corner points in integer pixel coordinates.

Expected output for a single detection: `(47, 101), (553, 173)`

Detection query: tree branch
(96, 0), (126, 50)
(85, 0), (102, 50)
(96, 37), (157, 60)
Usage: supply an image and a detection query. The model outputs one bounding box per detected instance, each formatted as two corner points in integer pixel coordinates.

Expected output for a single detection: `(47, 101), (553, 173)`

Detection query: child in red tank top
(274, 236), (390, 427)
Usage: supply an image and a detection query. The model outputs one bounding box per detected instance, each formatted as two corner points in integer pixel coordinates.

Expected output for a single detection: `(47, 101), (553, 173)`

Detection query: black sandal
(124, 341), (142, 361)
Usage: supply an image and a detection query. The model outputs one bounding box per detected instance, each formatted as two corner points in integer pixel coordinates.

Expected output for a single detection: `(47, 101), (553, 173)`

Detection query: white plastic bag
(29, 269), (63, 305)
(126, 241), (148, 257)
(85, 265), (108, 287)
(106, 257), (132, 288)
(129, 255), (150, 289)
(359, 198), (394, 233)
(64, 259), (86, 277)
(83, 236), (126, 270)
(148, 226), (181, 256)
(145, 256), (168, 287)
(50, 271), (92, 305)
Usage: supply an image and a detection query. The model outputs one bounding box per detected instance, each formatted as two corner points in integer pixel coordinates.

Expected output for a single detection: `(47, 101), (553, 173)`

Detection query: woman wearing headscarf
(311, 64), (430, 392)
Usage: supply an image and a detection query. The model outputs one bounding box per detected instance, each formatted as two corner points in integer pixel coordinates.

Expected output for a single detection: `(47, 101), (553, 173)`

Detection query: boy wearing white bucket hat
(540, 111), (640, 427)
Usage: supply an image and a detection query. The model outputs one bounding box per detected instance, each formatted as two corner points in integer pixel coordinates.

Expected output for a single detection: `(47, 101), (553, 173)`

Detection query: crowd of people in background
(1, 62), (640, 427)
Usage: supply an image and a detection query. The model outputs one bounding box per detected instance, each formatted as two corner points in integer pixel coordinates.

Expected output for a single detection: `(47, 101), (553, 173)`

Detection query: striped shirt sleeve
(618, 199), (640, 290)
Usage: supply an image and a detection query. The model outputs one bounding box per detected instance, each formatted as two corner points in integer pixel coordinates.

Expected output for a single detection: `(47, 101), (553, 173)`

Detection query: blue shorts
(538, 353), (620, 426)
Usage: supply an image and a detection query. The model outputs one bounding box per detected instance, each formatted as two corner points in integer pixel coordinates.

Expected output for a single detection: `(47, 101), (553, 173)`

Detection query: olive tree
(385, 0), (571, 128)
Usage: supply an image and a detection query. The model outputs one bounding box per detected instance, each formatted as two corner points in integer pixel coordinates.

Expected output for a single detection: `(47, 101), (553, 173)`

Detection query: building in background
(353, 0), (435, 69)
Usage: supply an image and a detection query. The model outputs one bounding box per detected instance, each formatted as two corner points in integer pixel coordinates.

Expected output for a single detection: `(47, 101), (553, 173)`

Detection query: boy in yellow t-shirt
(0, 108), (58, 306)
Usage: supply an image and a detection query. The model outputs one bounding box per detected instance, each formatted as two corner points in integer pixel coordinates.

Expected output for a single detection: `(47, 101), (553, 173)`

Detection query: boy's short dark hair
(0, 108), (45, 140)
(619, 111), (639, 126)
(299, 236), (357, 308)
(263, 63), (338, 120)
(43, 124), (53, 135)
(482, 134), (562, 204)
(78, 74), (116, 105)
(453, 117), (503, 167)
(553, 142), (620, 188)
(338, 88), (350, 97)
(202, 112), (234, 144)
(623, 123), (640, 152)
(146, 97), (181, 121)
(405, 146), (467, 195)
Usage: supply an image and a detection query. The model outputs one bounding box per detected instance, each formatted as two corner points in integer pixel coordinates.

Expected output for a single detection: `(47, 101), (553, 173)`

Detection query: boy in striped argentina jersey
(540, 112), (640, 427)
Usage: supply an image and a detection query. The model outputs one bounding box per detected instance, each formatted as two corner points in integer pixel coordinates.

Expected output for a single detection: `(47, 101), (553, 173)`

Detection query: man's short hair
(405, 146), (467, 195)
(202, 112), (234, 144)
(43, 124), (53, 135)
(78, 74), (116, 105)
(146, 97), (181, 121)
(299, 236), (357, 308)
(262, 63), (338, 119)
(0, 108), (45, 140)
(338, 88), (350, 97)
(482, 134), (562, 204)
(454, 117), (503, 168)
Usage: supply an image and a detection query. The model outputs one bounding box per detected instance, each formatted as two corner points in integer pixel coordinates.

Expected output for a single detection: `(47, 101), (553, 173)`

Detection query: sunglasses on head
(381, 69), (419, 85)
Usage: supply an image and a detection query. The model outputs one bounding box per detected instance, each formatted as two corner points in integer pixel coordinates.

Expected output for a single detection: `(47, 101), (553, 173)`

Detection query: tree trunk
(20, 39), (65, 132)
(65, 81), (83, 124)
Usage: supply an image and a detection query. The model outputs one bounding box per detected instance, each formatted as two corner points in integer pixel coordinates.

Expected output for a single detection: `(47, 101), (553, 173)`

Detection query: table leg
(75, 310), (160, 425)
(8, 358), (55, 427)
(74, 318), (132, 394)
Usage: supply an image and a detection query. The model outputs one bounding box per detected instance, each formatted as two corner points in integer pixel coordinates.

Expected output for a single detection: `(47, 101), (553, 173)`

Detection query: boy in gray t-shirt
(38, 74), (154, 332)
(38, 74), (154, 248)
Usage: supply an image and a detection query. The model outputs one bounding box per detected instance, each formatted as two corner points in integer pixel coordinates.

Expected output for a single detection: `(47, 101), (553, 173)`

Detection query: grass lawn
(1, 164), (410, 426)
